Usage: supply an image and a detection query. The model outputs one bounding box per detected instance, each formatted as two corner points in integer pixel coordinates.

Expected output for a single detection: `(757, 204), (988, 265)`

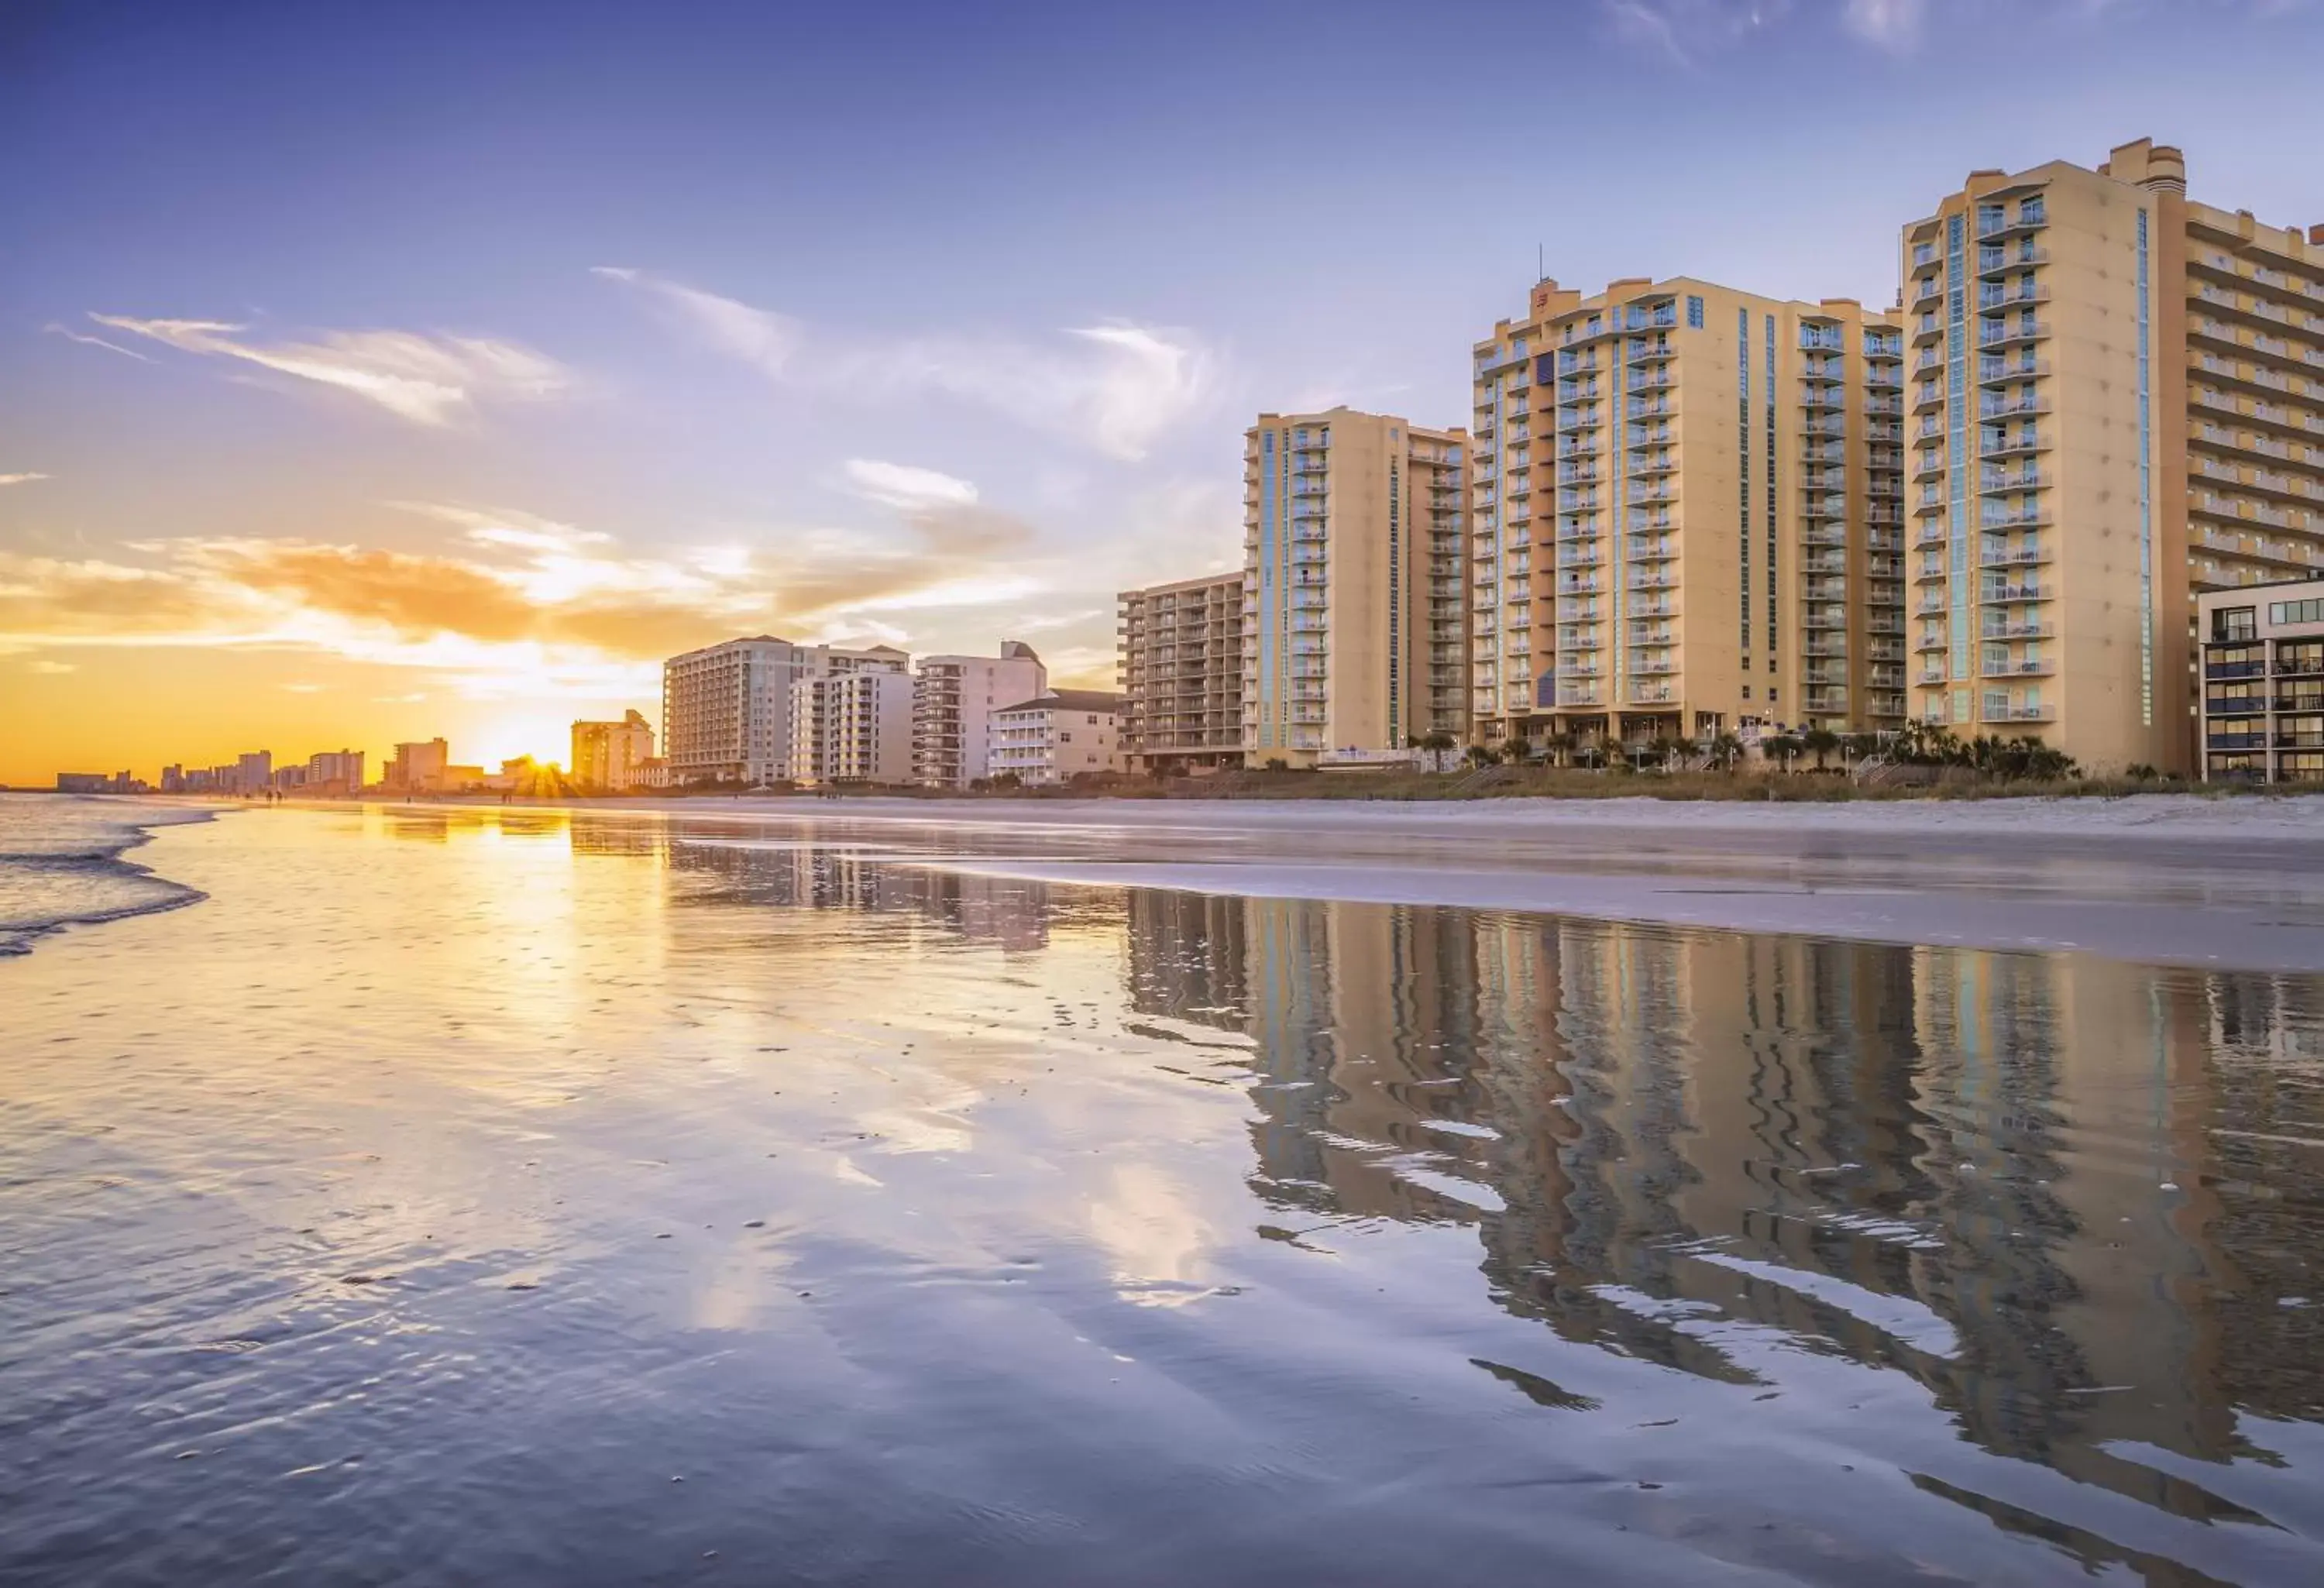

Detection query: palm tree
(1704, 731), (1745, 772)
(1417, 730), (1458, 772)
(1765, 732), (1805, 772)
(1803, 726), (1841, 771)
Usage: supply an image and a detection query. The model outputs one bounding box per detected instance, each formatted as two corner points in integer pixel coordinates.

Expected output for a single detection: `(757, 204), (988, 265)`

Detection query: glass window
(1686, 295), (1705, 329)
(2213, 605), (2257, 640)
(2268, 597), (2324, 626)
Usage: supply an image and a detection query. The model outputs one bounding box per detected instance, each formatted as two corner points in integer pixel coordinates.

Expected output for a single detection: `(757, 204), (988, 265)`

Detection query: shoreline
(273, 788), (2324, 847)
(0, 795), (219, 957)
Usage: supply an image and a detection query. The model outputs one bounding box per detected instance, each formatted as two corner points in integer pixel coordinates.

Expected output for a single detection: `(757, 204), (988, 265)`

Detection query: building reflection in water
(519, 807), (2319, 1546)
(1125, 889), (2324, 1518)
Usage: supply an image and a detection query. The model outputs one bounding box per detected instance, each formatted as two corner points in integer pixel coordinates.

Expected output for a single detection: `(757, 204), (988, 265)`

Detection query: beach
(4, 796), (2321, 1586)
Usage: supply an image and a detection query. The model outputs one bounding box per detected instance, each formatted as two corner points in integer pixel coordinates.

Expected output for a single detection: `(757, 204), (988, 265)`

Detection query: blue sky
(3, 0), (2320, 777)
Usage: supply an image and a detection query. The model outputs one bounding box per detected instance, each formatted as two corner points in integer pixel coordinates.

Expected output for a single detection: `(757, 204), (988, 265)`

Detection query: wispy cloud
(841, 459), (979, 511)
(599, 269), (1219, 461)
(0, 473), (51, 486)
(27, 659), (77, 675)
(591, 266), (799, 375)
(1605, 0), (2301, 60)
(280, 681), (324, 693)
(81, 314), (569, 426)
(1839, 0), (1923, 50)
(46, 323), (153, 361)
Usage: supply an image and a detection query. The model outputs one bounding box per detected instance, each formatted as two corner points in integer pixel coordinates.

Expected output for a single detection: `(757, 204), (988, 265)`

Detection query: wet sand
(7, 801), (2321, 1586)
(347, 792), (2324, 971)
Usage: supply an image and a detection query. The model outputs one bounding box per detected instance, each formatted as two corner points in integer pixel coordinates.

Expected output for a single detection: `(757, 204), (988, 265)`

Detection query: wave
(0, 796), (218, 957)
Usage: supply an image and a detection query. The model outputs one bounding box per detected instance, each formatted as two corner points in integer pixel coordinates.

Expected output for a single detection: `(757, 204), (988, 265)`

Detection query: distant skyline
(5, 0), (2322, 782)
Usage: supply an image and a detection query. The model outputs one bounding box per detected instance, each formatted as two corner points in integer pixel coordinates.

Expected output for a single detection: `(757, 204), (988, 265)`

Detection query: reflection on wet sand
(1123, 888), (2324, 1566)
(19, 803), (2311, 1586)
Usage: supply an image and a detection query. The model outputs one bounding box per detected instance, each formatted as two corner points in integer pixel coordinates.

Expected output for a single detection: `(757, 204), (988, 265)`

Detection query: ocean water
(0, 794), (212, 955)
(3, 801), (2321, 1586)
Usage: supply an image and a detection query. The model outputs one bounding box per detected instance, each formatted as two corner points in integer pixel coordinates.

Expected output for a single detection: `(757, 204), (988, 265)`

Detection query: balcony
(1977, 356), (2049, 387)
(1979, 466), (2044, 492)
(1979, 583), (2050, 603)
(1976, 244), (2046, 278)
(1981, 505), (2051, 531)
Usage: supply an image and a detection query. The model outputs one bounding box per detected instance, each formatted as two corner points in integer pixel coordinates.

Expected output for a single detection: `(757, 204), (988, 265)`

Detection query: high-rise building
(789, 659), (913, 785)
(1118, 572), (1246, 775)
(569, 710), (655, 792)
(1242, 407), (1468, 765)
(1902, 139), (2324, 773)
(383, 739), (448, 793)
(661, 638), (909, 785)
(304, 749), (366, 792)
(235, 750), (273, 794)
(911, 641), (1047, 787)
(1470, 278), (1906, 753)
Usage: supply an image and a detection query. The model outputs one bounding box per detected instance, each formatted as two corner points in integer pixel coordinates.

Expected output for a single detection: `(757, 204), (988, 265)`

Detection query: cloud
(1840, 0), (1923, 48)
(81, 314), (569, 426)
(1603, 0), (2298, 59)
(47, 324), (153, 361)
(27, 659), (77, 675)
(280, 681), (324, 693)
(0, 495), (1056, 696)
(591, 266), (800, 375)
(600, 270), (1218, 461)
(0, 473), (50, 486)
(1601, 0), (1792, 63)
(842, 459), (980, 511)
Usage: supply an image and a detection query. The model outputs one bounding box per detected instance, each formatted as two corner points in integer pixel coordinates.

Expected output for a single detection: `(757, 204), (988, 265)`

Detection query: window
(2214, 605), (2258, 641)
(1686, 295), (1704, 329)
(2269, 598), (2324, 627)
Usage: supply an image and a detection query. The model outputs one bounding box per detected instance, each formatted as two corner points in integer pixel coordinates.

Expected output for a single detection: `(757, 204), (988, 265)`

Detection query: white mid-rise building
(988, 690), (1123, 785)
(912, 641), (1047, 787)
(789, 655), (914, 785)
(662, 637), (910, 785)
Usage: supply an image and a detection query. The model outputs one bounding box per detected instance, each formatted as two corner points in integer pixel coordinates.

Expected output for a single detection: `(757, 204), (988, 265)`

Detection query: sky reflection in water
(4, 805), (2320, 1587)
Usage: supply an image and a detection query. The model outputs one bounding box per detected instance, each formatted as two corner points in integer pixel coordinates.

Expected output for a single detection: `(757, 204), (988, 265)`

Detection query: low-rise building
(2199, 577), (2324, 782)
(989, 690), (1122, 785)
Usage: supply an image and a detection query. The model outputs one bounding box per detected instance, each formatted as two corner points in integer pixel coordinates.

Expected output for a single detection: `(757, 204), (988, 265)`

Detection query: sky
(3, 0), (2321, 783)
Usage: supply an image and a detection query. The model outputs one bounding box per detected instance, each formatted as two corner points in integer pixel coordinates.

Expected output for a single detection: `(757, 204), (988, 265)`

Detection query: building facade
(1243, 407), (1468, 765)
(1903, 139), (2324, 774)
(912, 641), (1047, 788)
(988, 690), (1122, 785)
(789, 660), (913, 785)
(1118, 572), (1246, 774)
(2199, 578), (2324, 782)
(662, 637), (911, 785)
(383, 738), (449, 793)
(1469, 277), (1906, 754)
(570, 710), (655, 792)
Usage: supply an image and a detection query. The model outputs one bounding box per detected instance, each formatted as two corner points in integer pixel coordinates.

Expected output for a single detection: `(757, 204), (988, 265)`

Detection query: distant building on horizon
(304, 749), (366, 796)
(988, 689), (1122, 785)
(912, 641), (1046, 788)
(570, 710), (655, 792)
(235, 750), (273, 795)
(661, 637), (911, 785)
(384, 738), (450, 794)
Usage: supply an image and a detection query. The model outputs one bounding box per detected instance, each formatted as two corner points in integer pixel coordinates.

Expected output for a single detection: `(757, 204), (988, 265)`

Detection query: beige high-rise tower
(1470, 279), (1906, 752)
(1242, 408), (1468, 764)
(1903, 139), (2324, 773)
